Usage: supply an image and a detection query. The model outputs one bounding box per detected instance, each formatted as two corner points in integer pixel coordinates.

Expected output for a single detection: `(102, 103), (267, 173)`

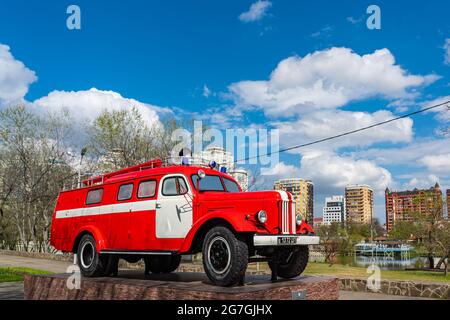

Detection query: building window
(86, 188), (103, 205)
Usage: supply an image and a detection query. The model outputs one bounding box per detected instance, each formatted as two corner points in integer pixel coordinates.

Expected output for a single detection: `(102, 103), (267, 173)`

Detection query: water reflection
(339, 255), (428, 270)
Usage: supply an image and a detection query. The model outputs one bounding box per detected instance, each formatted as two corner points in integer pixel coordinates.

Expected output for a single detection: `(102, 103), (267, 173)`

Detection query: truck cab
(50, 159), (319, 286)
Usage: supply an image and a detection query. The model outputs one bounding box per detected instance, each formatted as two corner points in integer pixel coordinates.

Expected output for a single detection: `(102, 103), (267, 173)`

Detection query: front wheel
(202, 226), (248, 287)
(269, 246), (309, 279)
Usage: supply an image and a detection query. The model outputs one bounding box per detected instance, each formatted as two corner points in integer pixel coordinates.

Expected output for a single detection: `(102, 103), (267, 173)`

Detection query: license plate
(277, 236), (297, 245)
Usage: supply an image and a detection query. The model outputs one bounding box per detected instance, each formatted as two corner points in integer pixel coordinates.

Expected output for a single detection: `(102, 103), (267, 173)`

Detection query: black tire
(202, 226), (248, 287)
(144, 255), (181, 274)
(77, 234), (107, 277)
(103, 255), (119, 277)
(270, 246), (309, 279)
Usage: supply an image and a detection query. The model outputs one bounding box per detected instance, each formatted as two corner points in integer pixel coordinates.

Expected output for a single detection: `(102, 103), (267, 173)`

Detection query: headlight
(296, 214), (302, 226)
(256, 210), (267, 224)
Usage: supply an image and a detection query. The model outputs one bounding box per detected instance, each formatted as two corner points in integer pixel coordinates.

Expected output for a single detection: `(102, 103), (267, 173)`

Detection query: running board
(100, 250), (176, 255)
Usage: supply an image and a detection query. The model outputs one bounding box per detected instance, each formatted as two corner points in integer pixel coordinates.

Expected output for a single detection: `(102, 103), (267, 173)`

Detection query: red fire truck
(50, 159), (319, 286)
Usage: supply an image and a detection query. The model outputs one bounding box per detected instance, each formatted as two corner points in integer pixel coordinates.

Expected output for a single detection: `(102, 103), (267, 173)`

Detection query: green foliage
(87, 107), (179, 172)
(0, 267), (52, 283)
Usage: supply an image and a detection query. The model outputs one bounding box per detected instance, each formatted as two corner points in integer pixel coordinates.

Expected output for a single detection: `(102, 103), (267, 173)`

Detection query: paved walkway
(0, 254), (438, 300)
(0, 254), (71, 273)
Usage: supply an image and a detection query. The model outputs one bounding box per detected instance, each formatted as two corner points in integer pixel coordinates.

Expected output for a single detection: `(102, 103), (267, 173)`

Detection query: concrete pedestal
(24, 270), (339, 300)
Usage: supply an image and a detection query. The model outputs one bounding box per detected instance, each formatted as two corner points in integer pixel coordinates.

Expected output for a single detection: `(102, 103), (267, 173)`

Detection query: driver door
(155, 174), (193, 238)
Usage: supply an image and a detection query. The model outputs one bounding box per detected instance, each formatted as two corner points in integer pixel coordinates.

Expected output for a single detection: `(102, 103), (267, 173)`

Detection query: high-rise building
(274, 178), (314, 222)
(345, 185), (373, 224)
(322, 195), (346, 225)
(385, 183), (444, 233)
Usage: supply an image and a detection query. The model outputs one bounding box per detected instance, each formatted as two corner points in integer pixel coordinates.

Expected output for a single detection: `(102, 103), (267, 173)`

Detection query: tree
(317, 223), (346, 265)
(412, 192), (444, 269)
(0, 105), (74, 252)
(87, 107), (179, 173)
(388, 221), (417, 241)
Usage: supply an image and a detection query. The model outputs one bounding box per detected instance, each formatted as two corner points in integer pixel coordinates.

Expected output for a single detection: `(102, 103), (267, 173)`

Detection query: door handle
(156, 203), (162, 209)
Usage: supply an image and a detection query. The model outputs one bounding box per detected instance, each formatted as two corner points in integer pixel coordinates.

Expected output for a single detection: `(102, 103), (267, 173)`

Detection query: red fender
(298, 220), (315, 235)
(71, 225), (108, 253)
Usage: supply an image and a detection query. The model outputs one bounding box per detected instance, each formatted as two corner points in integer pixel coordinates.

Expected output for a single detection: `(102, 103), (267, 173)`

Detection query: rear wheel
(269, 246), (309, 279)
(77, 234), (108, 277)
(202, 226), (248, 287)
(144, 255), (181, 274)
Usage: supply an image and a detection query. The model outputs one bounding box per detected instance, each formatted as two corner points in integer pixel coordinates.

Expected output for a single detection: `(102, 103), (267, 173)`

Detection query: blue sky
(0, 0), (449, 222)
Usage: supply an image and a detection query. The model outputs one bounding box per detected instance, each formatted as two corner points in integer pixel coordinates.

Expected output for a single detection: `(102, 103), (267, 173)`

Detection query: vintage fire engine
(50, 159), (319, 286)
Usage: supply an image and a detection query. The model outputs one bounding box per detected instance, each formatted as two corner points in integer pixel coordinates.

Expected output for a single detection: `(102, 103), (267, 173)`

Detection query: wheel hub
(80, 242), (94, 269)
(207, 236), (231, 274)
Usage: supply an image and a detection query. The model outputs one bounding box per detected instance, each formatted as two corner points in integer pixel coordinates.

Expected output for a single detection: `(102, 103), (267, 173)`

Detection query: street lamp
(67, 147), (88, 188)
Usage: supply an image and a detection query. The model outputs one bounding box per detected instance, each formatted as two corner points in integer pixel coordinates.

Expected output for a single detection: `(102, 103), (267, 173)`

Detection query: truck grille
(281, 200), (296, 234)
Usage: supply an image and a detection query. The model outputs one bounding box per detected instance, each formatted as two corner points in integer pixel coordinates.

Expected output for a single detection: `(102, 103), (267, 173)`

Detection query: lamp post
(67, 147), (88, 188)
(78, 147), (88, 188)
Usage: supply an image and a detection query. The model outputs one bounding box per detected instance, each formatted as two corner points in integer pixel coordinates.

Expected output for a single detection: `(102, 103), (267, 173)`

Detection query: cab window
(162, 177), (189, 196)
(223, 178), (241, 192)
(86, 188), (103, 205)
(118, 183), (133, 201)
(137, 180), (157, 198)
(191, 175), (225, 192)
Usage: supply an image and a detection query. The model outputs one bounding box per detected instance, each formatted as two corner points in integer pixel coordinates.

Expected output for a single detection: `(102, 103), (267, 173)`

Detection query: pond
(337, 255), (440, 270)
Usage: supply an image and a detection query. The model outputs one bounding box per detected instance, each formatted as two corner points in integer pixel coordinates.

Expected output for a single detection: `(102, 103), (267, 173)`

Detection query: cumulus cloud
(273, 109), (413, 151)
(419, 153), (450, 174)
(444, 39), (450, 65)
(229, 47), (439, 117)
(422, 95), (450, 122)
(0, 44), (37, 105)
(401, 174), (441, 190)
(355, 137), (450, 167)
(239, 1), (272, 23)
(32, 88), (166, 126)
(298, 151), (392, 194)
(262, 161), (300, 177)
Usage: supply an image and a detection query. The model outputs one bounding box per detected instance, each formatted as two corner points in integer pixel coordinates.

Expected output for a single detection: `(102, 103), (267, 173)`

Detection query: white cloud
(444, 39), (450, 65)
(298, 150), (392, 194)
(239, 1), (272, 23)
(310, 26), (333, 39)
(273, 109), (413, 151)
(401, 174), (441, 190)
(422, 95), (450, 122)
(32, 88), (165, 126)
(202, 84), (211, 98)
(229, 47), (439, 117)
(262, 161), (300, 177)
(0, 44), (37, 105)
(346, 16), (363, 25)
(419, 153), (450, 174)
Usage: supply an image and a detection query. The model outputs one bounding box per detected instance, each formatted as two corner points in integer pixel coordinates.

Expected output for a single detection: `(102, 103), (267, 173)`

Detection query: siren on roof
(220, 167), (227, 173)
(181, 156), (189, 165)
(209, 160), (217, 169)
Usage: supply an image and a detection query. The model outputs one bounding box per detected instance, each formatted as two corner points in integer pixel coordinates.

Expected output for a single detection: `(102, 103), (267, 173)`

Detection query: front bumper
(253, 234), (320, 247)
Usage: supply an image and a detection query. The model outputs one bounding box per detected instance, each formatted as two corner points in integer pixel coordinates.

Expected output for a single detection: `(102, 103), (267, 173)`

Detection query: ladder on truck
(82, 158), (163, 187)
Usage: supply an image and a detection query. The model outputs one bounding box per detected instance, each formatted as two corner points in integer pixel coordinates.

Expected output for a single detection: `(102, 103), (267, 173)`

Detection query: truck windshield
(191, 174), (225, 192)
(223, 178), (241, 192)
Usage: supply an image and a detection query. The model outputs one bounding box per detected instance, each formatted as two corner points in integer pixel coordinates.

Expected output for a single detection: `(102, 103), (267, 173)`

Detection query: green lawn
(303, 262), (450, 283)
(0, 267), (52, 283)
